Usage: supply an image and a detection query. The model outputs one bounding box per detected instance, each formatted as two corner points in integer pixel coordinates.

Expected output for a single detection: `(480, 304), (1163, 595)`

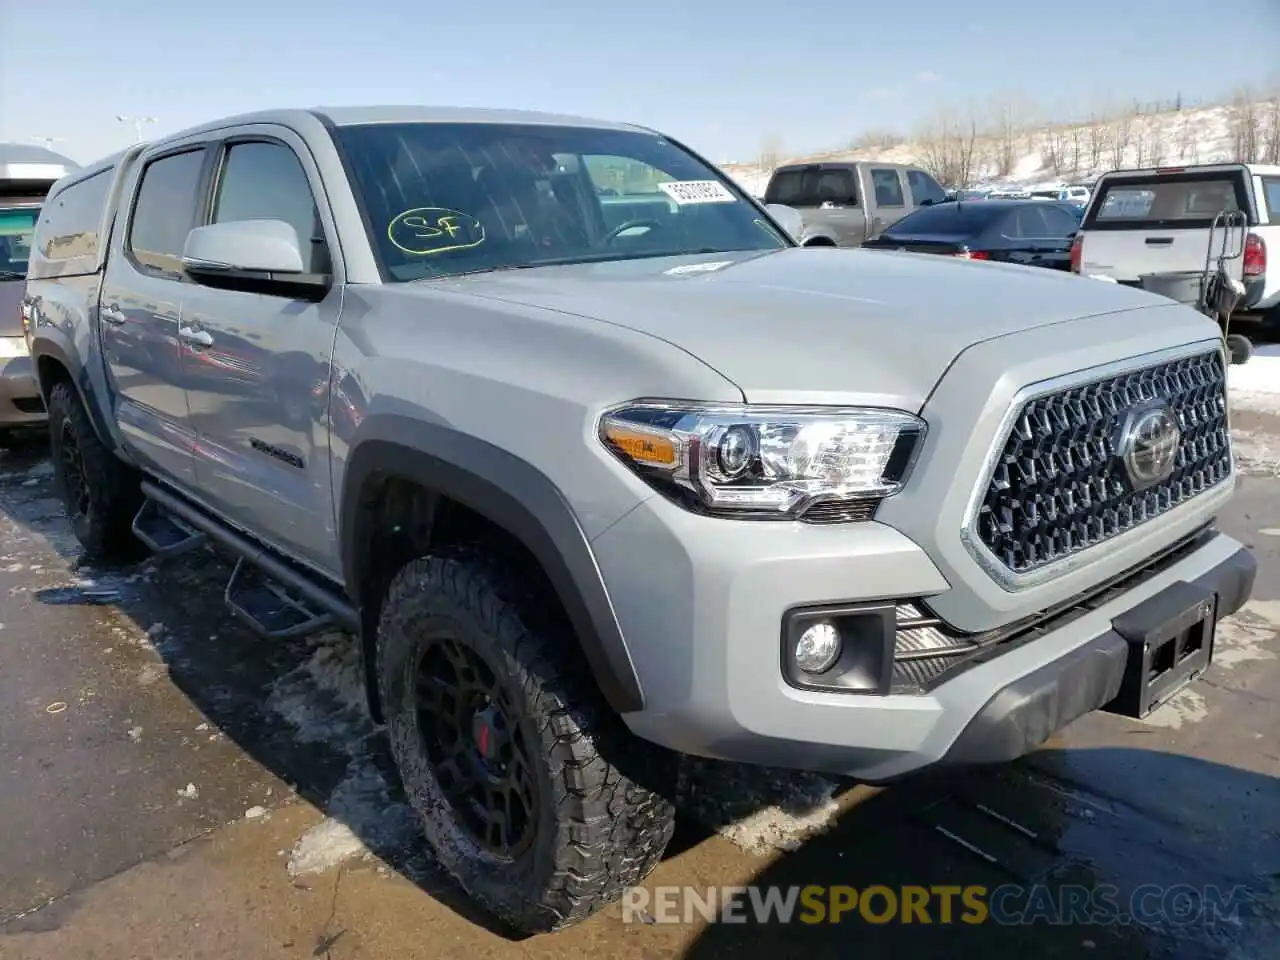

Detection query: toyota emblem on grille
(1117, 402), (1182, 490)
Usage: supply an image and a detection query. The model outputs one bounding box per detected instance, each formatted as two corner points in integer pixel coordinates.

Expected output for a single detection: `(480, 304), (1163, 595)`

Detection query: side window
(1263, 177), (1280, 224)
(906, 169), (946, 206)
(37, 170), (112, 261)
(128, 150), (206, 278)
(1038, 206), (1082, 236)
(1006, 207), (1040, 237)
(212, 141), (327, 273)
(871, 168), (905, 207)
(765, 169), (810, 205)
(814, 169), (858, 206)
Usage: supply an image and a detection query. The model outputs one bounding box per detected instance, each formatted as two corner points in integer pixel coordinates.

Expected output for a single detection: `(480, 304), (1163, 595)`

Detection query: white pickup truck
(1071, 163), (1280, 332)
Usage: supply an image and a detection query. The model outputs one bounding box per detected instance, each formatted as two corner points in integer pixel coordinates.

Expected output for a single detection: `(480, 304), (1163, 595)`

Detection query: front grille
(972, 350), (1230, 578)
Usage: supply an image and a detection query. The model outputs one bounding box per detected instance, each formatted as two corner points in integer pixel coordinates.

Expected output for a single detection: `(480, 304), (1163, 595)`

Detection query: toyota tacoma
(23, 106), (1254, 933)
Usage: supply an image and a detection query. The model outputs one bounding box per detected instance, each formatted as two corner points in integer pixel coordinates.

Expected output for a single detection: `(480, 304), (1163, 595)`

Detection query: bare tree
(758, 134), (784, 171)
(1111, 109), (1135, 168)
(1263, 93), (1280, 164)
(1177, 120), (1198, 162)
(1041, 126), (1071, 176)
(849, 129), (903, 152)
(1229, 88), (1261, 163)
(1085, 110), (1108, 169)
(1146, 125), (1166, 167)
(1068, 125), (1084, 175)
(989, 95), (1031, 177)
(916, 106), (981, 189)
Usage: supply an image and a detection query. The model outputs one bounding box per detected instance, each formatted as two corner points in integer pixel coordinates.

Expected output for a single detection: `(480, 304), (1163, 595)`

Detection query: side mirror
(764, 203), (804, 242)
(182, 220), (329, 301)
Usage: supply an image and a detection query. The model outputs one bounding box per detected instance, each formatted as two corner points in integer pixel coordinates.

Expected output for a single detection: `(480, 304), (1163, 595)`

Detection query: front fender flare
(340, 414), (645, 715)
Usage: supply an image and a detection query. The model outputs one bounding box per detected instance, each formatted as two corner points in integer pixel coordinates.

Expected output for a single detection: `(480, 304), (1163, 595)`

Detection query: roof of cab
(138, 105), (652, 150)
(312, 104), (647, 131)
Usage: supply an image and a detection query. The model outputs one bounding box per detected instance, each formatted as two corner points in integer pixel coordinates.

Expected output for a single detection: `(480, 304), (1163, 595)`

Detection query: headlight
(0, 336), (29, 359)
(599, 401), (925, 521)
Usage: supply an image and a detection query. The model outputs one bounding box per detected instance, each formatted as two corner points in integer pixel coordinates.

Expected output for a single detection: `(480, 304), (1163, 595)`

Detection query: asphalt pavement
(0, 409), (1277, 960)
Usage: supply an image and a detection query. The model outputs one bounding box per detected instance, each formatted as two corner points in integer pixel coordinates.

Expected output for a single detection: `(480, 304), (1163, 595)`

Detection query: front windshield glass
(334, 122), (789, 282)
(0, 207), (39, 280)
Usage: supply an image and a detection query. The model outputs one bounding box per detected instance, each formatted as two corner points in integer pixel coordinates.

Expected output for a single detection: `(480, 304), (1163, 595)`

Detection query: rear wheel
(47, 382), (142, 559)
(377, 547), (676, 934)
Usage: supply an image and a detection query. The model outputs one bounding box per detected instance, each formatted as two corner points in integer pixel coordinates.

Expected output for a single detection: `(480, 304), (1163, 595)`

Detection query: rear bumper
(0, 355), (46, 427)
(935, 542), (1255, 770)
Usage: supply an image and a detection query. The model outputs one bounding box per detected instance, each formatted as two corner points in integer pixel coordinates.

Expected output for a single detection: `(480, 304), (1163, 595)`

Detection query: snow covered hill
(724, 97), (1280, 198)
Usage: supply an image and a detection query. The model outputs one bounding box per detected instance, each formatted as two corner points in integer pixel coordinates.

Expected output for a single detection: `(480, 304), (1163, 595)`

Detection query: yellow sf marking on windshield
(388, 207), (486, 256)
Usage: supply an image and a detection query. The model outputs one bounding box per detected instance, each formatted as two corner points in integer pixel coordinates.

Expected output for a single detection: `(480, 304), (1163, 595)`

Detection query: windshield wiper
(411, 264), (538, 283)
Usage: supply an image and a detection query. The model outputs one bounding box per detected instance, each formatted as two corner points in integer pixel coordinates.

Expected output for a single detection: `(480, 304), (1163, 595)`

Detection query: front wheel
(47, 382), (142, 559)
(377, 548), (676, 934)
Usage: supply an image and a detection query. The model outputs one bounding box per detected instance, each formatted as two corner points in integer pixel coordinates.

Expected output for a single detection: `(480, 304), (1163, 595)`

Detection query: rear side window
(36, 170), (112, 262)
(1087, 173), (1249, 229)
(128, 149), (206, 278)
(884, 202), (1006, 236)
(906, 169), (946, 206)
(814, 169), (857, 205)
(765, 167), (858, 206)
(1008, 205), (1079, 238)
(764, 169), (809, 205)
(1262, 177), (1280, 223)
(871, 169), (904, 207)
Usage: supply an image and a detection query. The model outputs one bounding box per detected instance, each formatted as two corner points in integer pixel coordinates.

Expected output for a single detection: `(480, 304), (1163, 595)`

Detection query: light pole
(116, 115), (158, 143)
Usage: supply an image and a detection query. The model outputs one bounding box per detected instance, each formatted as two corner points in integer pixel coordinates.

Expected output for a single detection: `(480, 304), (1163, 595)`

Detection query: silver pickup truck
(762, 159), (949, 246)
(24, 105), (1253, 934)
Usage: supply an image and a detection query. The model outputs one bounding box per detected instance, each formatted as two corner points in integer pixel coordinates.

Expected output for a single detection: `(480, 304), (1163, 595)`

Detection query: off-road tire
(47, 382), (142, 559)
(377, 547), (676, 934)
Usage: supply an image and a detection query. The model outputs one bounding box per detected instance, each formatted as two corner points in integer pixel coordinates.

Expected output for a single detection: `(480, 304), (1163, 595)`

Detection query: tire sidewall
(48, 389), (100, 549)
(378, 575), (560, 922)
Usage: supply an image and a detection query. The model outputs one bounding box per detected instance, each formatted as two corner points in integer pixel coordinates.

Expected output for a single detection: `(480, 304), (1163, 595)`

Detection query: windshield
(0, 206), (38, 280)
(334, 122), (788, 281)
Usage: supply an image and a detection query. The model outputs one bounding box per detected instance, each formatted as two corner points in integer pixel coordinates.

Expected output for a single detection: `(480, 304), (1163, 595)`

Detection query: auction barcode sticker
(658, 180), (738, 205)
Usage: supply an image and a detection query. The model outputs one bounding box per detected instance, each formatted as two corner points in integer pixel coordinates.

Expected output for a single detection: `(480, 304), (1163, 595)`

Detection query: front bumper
(0, 355), (46, 428)
(936, 542), (1254, 771)
(595, 490), (1253, 781)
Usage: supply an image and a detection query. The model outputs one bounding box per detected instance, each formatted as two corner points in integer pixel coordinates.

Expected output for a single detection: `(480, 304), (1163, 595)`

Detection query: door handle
(100, 305), (126, 325)
(179, 326), (213, 347)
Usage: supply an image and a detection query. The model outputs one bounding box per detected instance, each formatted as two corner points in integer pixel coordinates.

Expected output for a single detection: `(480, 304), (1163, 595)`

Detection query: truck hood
(435, 247), (1167, 409)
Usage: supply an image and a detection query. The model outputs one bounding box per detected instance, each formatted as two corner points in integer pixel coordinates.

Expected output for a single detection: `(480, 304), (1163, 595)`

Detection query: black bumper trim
(937, 542), (1256, 768)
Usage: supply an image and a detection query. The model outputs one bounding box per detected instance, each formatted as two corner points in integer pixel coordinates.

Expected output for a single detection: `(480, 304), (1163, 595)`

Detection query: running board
(132, 498), (208, 558)
(136, 481), (359, 639)
(225, 558), (334, 639)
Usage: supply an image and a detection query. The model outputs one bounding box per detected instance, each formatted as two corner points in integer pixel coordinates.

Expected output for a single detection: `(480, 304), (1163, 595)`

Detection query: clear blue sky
(1, 0), (1276, 165)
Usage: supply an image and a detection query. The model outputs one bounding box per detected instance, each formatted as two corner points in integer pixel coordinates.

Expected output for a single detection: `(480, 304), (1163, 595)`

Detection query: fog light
(794, 621), (841, 673)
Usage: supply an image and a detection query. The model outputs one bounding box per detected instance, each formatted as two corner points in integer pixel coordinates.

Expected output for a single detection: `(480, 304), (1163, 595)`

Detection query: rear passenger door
(179, 130), (343, 575)
(99, 144), (211, 486)
(809, 167), (866, 245)
(868, 168), (909, 237)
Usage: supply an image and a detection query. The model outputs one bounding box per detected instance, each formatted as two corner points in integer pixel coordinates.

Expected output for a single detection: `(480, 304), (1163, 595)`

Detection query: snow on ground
(724, 99), (1272, 197)
(1228, 343), (1280, 412)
